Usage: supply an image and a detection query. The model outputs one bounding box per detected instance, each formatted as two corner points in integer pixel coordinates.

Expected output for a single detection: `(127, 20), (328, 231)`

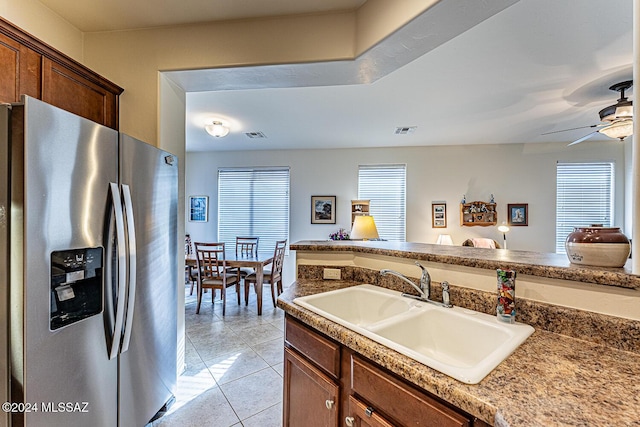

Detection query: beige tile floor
(153, 283), (285, 427)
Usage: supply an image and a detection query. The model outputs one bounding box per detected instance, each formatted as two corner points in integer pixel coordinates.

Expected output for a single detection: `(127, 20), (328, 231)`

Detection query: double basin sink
(293, 284), (534, 384)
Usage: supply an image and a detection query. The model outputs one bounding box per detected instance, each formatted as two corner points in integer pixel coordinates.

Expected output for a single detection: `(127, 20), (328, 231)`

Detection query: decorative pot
(565, 227), (631, 268)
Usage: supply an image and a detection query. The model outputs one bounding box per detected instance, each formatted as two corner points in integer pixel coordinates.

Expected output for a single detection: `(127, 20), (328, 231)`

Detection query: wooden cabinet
(460, 201), (497, 226)
(0, 17), (122, 129)
(284, 316), (341, 427)
(349, 354), (471, 427)
(284, 348), (340, 427)
(284, 315), (489, 427)
(351, 200), (370, 226)
(346, 395), (394, 427)
(0, 32), (41, 102)
(41, 58), (118, 129)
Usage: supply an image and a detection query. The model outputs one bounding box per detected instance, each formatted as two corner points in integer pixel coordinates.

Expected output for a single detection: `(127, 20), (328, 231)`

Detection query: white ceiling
(41, 0), (633, 152)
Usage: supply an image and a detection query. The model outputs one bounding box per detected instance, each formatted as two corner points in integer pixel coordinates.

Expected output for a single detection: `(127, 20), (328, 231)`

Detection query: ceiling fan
(542, 80), (633, 146)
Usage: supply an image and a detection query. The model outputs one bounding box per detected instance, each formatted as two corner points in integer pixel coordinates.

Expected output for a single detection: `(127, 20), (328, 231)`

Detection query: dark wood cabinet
(41, 57), (118, 129)
(346, 395), (395, 427)
(0, 32), (41, 102)
(350, 354), (471, 427)
(0, 17), (122, 129)
(284, 348), (340, 427)
(284, 315), (490, 427)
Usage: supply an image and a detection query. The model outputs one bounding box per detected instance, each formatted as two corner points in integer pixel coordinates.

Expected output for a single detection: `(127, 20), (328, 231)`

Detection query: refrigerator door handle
(104, 203), (116, 335)
(108, 182), (128, 360)
(120, 184), (137, 353)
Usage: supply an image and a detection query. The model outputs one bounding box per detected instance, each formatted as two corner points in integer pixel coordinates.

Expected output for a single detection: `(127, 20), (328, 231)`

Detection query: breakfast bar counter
(278, 278), (640, 426)
(290, 240), (639, 290)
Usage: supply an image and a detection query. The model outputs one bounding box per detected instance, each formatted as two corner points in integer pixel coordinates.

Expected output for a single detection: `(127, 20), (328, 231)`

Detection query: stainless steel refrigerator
(0, 96), (178, 426)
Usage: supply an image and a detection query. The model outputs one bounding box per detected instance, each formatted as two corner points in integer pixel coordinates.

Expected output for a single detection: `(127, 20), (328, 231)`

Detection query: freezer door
(118, 134), (177, 426)
(14, 97), (119, 426)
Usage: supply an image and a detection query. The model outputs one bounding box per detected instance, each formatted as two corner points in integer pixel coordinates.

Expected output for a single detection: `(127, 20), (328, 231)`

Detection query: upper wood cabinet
(0, 17), (123, 129)
(0, 32), (41, 102)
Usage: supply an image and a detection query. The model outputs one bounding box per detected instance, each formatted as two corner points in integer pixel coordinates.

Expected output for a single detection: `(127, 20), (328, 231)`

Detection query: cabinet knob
(345, 416), (355, 427)
(325, 400), (335, 410)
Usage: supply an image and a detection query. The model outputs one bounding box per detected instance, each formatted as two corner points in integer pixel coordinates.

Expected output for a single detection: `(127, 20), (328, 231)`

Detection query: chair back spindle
(236, 237), (259, 257)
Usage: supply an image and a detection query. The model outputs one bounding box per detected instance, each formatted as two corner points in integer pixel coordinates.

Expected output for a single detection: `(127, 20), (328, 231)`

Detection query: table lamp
(498, 222), (510, 249)
(436, 234), (454, 245)
(351, 215), (379, 240)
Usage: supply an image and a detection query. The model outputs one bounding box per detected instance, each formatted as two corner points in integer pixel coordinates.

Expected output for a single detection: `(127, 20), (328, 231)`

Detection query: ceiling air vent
(394, 126), (417, 135)
(245, 131), (267, 139)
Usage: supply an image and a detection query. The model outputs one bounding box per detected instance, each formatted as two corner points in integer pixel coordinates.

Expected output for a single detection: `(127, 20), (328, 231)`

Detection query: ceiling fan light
(205, 121), (230, 138)
(599, 120), (633, 140)
(614, 102), (633, 120)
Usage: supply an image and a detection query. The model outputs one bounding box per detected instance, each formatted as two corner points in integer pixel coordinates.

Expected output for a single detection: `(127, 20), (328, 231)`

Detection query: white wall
(185, 140), (627, 275)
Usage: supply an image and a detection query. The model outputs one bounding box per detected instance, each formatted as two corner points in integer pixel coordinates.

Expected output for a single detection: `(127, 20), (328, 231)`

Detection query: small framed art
(189, 196), (209, 222)
(432, 202), (447, 228)
(311, 196), (336, 224)
(507, 203), (528, 226)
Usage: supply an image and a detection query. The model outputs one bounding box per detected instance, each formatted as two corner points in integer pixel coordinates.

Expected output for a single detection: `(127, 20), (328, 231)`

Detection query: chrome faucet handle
(441, 281), (453, 308)
(414, 261), (431, 296)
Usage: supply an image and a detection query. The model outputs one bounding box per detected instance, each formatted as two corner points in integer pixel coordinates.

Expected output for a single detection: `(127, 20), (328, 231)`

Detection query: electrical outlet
(323, 268), (341, 280)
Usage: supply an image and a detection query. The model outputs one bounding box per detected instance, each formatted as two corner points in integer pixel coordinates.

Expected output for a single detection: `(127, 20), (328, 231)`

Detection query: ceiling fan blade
(568, 130), (599, 146)
(542, 124), (604, 135)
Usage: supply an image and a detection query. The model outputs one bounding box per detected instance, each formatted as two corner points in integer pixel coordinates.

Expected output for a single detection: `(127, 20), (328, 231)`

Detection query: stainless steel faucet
(380, 261), (452, 308)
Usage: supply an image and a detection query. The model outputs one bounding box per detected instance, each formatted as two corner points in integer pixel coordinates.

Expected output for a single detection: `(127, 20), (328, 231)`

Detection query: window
(358, 164), (406, 241)
(218, 167), (290, 252)
(556, 162), (614, 253)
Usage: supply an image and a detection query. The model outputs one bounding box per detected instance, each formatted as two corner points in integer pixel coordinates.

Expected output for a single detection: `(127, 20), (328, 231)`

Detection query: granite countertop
(278, 279), (640, 427)
(291, 240), (640, 289)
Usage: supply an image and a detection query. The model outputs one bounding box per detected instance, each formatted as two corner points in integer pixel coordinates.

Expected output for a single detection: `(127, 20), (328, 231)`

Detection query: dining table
(186, 250), (274, 315)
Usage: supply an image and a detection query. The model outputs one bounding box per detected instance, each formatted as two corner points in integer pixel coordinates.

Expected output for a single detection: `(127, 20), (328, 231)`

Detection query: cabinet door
(351, 355), (471, 427)
(284, 347), (339, 427)
(0, 32), (41, 103)
(347, 395), (395, 427)
(42, 57), (118, 129)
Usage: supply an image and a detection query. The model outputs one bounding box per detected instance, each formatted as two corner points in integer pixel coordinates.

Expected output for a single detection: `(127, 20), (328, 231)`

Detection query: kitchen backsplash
(297, 265), (640, 354)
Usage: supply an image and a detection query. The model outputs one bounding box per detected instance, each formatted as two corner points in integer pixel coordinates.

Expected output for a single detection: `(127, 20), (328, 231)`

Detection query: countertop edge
(291, 241), (640, 289)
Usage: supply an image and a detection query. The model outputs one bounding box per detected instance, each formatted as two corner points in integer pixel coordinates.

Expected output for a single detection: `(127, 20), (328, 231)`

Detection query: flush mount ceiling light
(205, 121), (230, 138)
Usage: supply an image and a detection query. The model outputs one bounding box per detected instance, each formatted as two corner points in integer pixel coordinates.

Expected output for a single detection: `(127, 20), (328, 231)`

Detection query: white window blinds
(358, 164), (406, 242)
(555, 162), (614, 253)
(218, 167), (290, 252)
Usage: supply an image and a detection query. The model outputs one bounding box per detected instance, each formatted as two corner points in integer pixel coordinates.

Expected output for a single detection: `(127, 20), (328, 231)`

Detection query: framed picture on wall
(311, 195), (336, 224)
(189, 195), (209, 222)
(507, 203), (528, 226)
(432, 202), (447, 228)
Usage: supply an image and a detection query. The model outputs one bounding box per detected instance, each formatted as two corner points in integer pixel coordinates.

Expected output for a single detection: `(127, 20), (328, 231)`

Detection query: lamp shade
(350, 215), (379, 240)
(599, 120), (633, 141)
(498, 223), (510, 233)
(436, 234), (453, 245)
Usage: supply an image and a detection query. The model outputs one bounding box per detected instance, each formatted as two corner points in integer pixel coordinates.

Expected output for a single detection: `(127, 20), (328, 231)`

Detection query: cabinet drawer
(351, 355), (471, 427)
(285, 316), (340, 378)
(348, 395), (395, 427)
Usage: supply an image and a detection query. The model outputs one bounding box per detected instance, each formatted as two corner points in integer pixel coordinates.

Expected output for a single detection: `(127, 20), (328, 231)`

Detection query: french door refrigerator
(0, 96), (178, 427)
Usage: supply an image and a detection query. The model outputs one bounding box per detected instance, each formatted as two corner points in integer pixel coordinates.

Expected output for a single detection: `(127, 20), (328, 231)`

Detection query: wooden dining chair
(232, 236), (260, 278)
(236, 236), (259, 257)
(194, 242), (240, 315)
(244, 240), (287, 307)
(185, 234), (198, 295)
